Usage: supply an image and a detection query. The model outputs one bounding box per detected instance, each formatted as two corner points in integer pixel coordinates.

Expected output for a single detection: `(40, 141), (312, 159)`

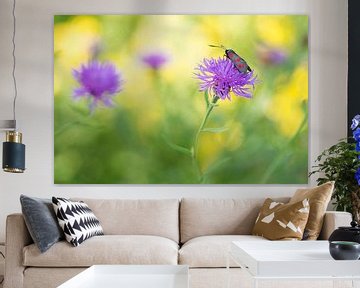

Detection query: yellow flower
(255, 16), (296, 48)
(267, 65), (308, 137)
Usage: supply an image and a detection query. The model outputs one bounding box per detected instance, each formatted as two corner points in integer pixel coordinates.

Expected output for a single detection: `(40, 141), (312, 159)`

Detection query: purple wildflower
(141, 52), (169, 70)
(356, 167), (360, 185)
(258, 46), (287, 66)
(195, 57), (257, 100)
(351, 115), (360, 130)
(72, 61), (123, 111)
(268, 50), (287, 64)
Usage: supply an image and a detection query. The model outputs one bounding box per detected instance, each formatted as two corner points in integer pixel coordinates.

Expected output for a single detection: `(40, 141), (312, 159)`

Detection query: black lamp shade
(2, 131), (25, 173)
(3, 142), (25, 173)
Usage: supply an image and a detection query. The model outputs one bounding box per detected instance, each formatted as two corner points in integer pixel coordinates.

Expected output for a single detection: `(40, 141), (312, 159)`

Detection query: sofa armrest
(318, 211), (352, 240)
(4, 213), (33, 288)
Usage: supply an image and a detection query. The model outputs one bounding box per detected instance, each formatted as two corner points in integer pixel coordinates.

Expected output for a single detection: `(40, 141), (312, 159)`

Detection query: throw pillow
(252, 198), (310, 240)
(20, 195), (64, 253)
(52, 197), (104, 247)
(289, 181), (334, 240)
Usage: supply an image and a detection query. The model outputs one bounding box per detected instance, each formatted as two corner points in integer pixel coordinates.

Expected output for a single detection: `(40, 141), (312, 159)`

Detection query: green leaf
(169, 144), (192, 157)
(201, 127), (229, 133)
(310, 137), (360, 215)
(161, 134), (192, 157)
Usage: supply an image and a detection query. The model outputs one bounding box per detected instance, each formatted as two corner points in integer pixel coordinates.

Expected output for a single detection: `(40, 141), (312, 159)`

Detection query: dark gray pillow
(20, 195), (64, 253)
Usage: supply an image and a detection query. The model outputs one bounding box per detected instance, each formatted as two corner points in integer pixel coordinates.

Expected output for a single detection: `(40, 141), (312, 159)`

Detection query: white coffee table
(58, 265), (189, 288)
(228, 241), (360, 288)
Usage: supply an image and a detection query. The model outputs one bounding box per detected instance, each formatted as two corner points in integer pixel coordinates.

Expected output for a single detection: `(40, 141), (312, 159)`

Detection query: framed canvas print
(54, 15), (308, 184)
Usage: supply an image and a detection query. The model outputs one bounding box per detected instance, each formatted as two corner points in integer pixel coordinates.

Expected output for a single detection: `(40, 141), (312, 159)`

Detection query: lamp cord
(11, 0), (17, 129)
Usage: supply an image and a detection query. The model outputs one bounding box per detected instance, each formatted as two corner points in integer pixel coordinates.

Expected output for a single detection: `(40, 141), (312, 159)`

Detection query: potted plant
(310, 115), (360, 222)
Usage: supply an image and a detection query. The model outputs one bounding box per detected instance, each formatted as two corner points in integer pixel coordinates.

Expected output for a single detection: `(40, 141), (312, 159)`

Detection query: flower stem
(192, 94), (219, 181)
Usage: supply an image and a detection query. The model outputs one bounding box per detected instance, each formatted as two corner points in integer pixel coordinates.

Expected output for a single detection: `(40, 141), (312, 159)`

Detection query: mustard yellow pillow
(252, 198), (310, 240)
(289, 181), (334, 240)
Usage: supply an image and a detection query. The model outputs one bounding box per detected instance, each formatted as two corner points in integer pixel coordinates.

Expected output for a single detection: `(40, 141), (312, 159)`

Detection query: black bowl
(329, 241), (360, 260)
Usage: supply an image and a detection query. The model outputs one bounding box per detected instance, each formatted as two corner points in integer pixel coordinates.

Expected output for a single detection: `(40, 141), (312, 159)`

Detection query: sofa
(4, 198), (352, 288)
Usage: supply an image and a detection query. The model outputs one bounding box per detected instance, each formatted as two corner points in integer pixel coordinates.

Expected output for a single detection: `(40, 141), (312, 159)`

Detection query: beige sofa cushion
(289, 181), (334, 240)
(179, 235), (267, 268)
(72, 198), (179, 242)
(23, 235), (178, 267)
(252, 198), (310, 240)
(180, 198), (289, 243)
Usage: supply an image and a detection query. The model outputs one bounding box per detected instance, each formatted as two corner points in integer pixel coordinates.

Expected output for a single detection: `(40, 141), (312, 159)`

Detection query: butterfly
(209, 45), (252, 73)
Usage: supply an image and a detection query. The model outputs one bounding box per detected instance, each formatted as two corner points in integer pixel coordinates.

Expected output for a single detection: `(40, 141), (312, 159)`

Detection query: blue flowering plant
(310, 115), (360, 222)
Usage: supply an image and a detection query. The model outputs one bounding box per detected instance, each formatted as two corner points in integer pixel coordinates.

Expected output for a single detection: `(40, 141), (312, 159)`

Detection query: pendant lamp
(1, 0), (25, 173)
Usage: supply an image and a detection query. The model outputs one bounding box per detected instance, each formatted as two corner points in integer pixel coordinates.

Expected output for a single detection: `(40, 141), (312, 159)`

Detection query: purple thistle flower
(268, 50), (287, 64)
(258, 46), (287, 66)
(264, 49), (287, 65)
(72, 61), (123, 111)
(351, 115), (360, 130)
(141, 52), (169, 70)
(195, 57), (257, 100)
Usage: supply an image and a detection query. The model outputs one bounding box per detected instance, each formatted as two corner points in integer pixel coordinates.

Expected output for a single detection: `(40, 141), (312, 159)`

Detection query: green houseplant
(310, 115), (360, 222)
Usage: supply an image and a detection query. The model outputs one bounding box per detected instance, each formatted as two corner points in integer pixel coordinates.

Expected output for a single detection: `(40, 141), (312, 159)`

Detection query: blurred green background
(54, 15), (308, 184)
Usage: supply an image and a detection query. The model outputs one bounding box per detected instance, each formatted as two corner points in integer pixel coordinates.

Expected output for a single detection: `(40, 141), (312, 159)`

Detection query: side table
(58, 265), (189, 288)
(227, 240), (360, 288)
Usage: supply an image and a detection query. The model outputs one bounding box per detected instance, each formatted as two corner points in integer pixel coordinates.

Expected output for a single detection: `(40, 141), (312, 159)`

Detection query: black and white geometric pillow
(52, 197), (104, 247)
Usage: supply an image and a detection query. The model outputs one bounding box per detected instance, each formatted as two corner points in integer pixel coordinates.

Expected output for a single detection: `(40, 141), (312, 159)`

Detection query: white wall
(0, 0), (348, 242)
